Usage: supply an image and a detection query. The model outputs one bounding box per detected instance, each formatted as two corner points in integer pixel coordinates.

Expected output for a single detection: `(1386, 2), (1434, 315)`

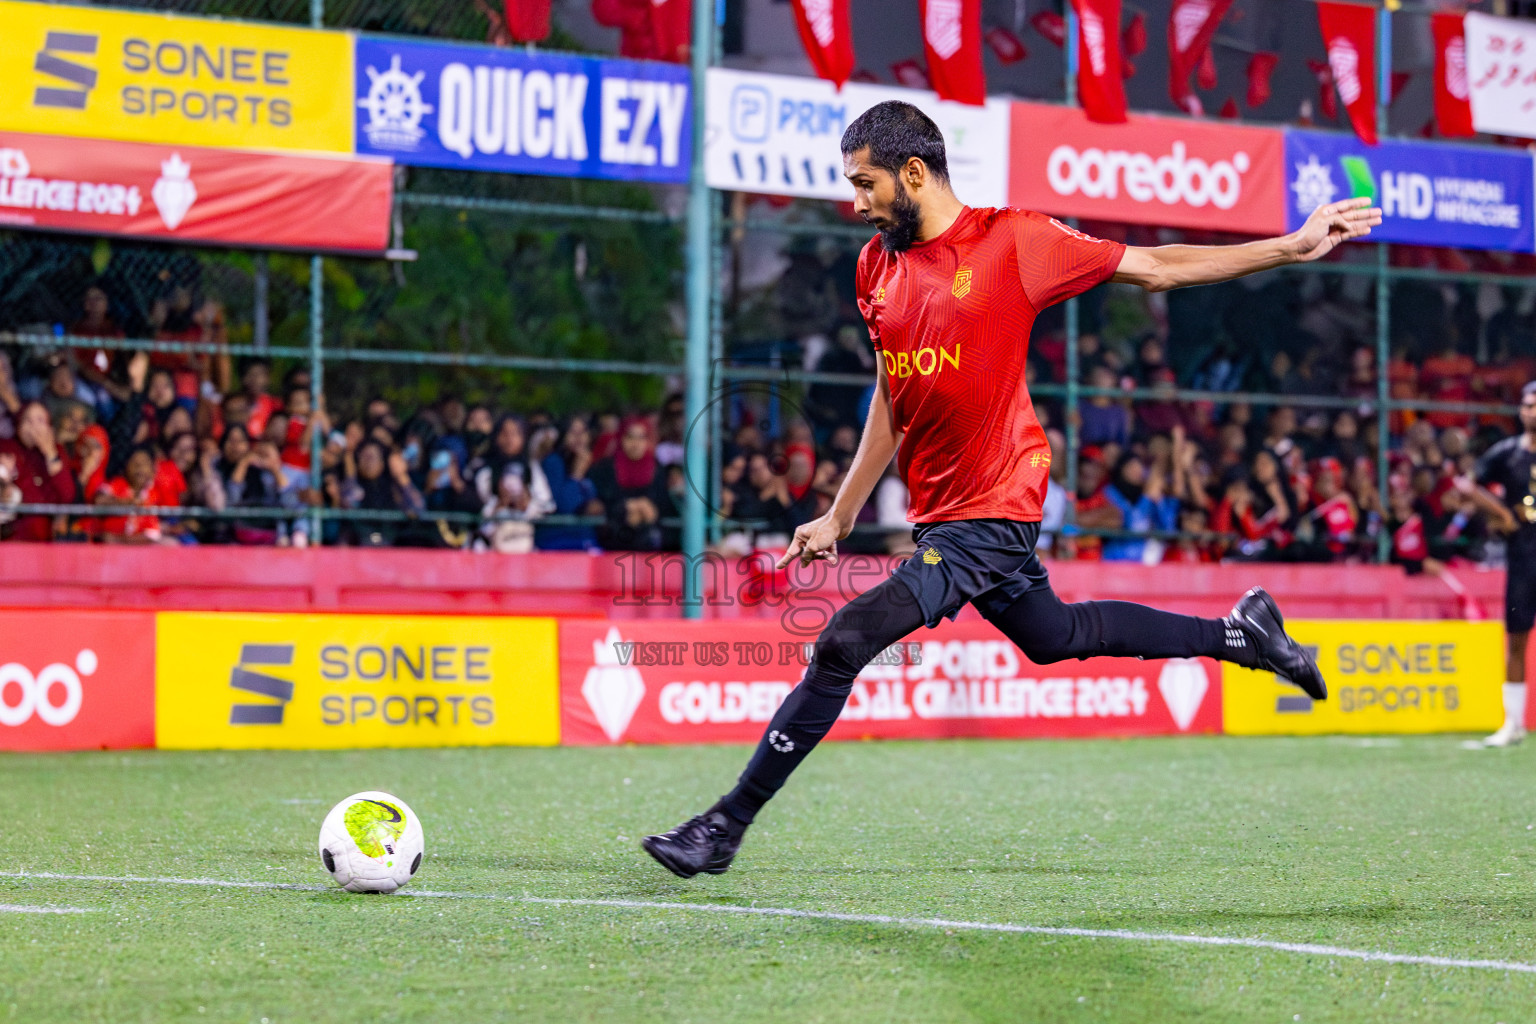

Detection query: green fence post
(309, 254), (324, 546)
(1374, 2), (1392, 564)
(681, 0), (714, 618)
(1063, 5), (1081, 531)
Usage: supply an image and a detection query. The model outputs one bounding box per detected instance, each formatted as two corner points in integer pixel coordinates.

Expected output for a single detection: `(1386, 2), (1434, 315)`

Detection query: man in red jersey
(643, 101), (1381, 879)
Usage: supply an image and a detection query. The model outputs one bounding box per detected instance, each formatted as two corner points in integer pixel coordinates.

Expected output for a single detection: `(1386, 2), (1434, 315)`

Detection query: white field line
(0, 903), (93, 914)
(2, 870), (1533, 975)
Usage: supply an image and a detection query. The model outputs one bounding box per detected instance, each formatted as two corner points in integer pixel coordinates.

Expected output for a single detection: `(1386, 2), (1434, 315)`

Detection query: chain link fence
(2, 0), (1533, 565)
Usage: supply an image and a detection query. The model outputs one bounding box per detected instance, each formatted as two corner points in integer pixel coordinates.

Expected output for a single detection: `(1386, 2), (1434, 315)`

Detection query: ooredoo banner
(1284, 129), (1534, 254)
(353, 36), (691, 183)
(0, 0), (353, 155)
(1224, 620), (1503, 735)
(0, 610), (156, 751)
(704, 67), (1010, 206)
(155, 612), (559, 749)
(1008, 101), (1285, 235)
(0, 130), (393, 253)
(561, 619), (1222, 745)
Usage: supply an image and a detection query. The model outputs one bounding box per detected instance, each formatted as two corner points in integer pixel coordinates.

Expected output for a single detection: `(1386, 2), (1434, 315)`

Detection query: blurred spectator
(591, 416), (666, 551)
(0, 351), (20, 440)
(341, 439), (423, 547)
(1080, 365), (1131, 447)
(1038, 429), (1069, 555)
(1102, 452), (1177, 562)
(1421, 336), (1476, 429)
(0, 400), (78, 541)
(94, 444), (175, 545)
(654, 395), (685, 467)
(535, 416), (600, 551)
(149, 288), (229, 401)
(214, 425), (285, 545)
(238, 359), (281, 439)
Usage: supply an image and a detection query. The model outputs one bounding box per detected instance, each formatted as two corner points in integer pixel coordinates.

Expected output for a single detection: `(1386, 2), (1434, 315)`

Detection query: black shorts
(1507, 540), (1536, 635)
(889, 518), (1051, 629)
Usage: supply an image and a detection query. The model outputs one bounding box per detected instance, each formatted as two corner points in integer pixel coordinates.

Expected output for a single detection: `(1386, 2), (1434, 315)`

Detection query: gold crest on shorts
(952, 266), (972, 299)
(923, 548), (943, 565)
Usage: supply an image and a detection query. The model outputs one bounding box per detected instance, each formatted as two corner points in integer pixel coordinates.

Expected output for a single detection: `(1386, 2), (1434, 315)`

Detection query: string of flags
(489, 1), (1533, 144)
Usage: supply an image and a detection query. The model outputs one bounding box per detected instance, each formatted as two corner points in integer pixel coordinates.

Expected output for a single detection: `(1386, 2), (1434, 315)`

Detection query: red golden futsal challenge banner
(0, 610), (156, 751)
(1008, 101), (1286, 236)
(560, 619), (1222, 745)
(0, 130), (393, 253)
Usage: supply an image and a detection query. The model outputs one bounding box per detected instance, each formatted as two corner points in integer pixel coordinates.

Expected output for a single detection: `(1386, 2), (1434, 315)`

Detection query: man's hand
(777, 512), (849, 569)
(1293, 197), (1383, 263)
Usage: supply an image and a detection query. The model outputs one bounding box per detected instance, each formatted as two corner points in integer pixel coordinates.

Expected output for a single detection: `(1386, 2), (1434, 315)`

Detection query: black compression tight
(720, 577), (1256, 824)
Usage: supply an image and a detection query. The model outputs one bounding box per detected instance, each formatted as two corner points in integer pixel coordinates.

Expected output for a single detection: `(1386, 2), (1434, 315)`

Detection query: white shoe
(1482, 720), (1527, 748)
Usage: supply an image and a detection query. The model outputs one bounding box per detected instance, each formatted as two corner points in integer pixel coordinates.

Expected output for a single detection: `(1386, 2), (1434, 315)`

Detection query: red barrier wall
(0, 542), (1506, 622)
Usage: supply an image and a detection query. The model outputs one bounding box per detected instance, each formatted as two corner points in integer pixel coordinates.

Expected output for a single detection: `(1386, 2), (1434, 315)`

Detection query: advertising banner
(0, 0), (353, 155)
(156, 612), (559, 749)
(561, 619), (1222, 745)
(1224, 620), (1503, 735)
(1008, 101), (1285, 235)
(704, 67), (1011, 206)
(0, 130), (393, 253)
(1284, 129), (1534, 254)
(0, 610), (155, 751)
(353, 37), (690, 183)
(1464, 12), (1536, 141)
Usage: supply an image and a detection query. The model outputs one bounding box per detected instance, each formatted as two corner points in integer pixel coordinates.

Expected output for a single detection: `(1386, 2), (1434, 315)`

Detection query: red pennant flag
(1031, 9), (1066, 47)
(649, 0), (691, 63)
(1123, 11), (1147, 56)
(1431, 12), (1475, 137)
(1307, 57), (1338, 121)
(921, 0), (986, 105)
(1219, 96), (1239, 118)
(890, 59), (930, 89)
(1197, 44), (1218, 90)
(1168, 0), (1233, 114)
(850, 68), (881, 83)
(505, 0), (551, 42)
(1390, 70), (1411, 103)
(1071, 0), (1127, 123)
(1246, 51), (1279, 108)
(1316, 1), (1377, 145)
(984, 25), (1028, 64)
(591, 0), (650, 59)
(790, 0), (855, 88)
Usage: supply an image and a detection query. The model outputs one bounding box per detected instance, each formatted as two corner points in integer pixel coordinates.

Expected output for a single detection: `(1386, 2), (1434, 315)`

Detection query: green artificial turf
(2, 736), (1534, 1023)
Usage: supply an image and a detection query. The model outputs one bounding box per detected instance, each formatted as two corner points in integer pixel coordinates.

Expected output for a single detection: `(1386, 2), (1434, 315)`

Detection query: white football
(318, 791), (425, 893)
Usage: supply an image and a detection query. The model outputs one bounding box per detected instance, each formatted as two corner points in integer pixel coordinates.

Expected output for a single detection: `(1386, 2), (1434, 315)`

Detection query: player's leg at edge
(1483, 629), (1529, 747)
(641, 580), (1325, 879)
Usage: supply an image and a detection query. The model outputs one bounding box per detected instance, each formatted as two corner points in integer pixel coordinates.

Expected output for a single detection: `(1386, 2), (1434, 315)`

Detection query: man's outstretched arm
(1111, 196), (1383, 293)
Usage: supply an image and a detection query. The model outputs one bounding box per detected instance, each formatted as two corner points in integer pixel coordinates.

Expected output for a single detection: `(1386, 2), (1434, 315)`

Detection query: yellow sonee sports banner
(1224, 620), (1503, 735)
(0, 1), (353, 154)
(156, 613), (559, 749)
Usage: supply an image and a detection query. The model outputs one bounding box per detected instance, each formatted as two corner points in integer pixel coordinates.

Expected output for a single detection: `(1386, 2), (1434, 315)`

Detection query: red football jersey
(856, 206), (1125, 522)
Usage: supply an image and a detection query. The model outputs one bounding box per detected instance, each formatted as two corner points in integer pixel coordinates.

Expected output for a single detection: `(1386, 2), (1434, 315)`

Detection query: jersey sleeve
(1474, 440), (1508, 489)
(854, 242), (881, 351)
(1013, 211), (1126, 311)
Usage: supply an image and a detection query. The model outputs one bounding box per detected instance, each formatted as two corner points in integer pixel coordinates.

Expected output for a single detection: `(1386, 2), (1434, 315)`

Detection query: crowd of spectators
(1, 275), (1533, 571)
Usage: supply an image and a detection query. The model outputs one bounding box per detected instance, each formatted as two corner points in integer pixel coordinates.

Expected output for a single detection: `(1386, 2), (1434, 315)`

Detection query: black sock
(1092, 601), (1264, 669)
(720, 581), (926, 825)
(980, 589), (1265, 669)
(720, 678), (851, 824)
